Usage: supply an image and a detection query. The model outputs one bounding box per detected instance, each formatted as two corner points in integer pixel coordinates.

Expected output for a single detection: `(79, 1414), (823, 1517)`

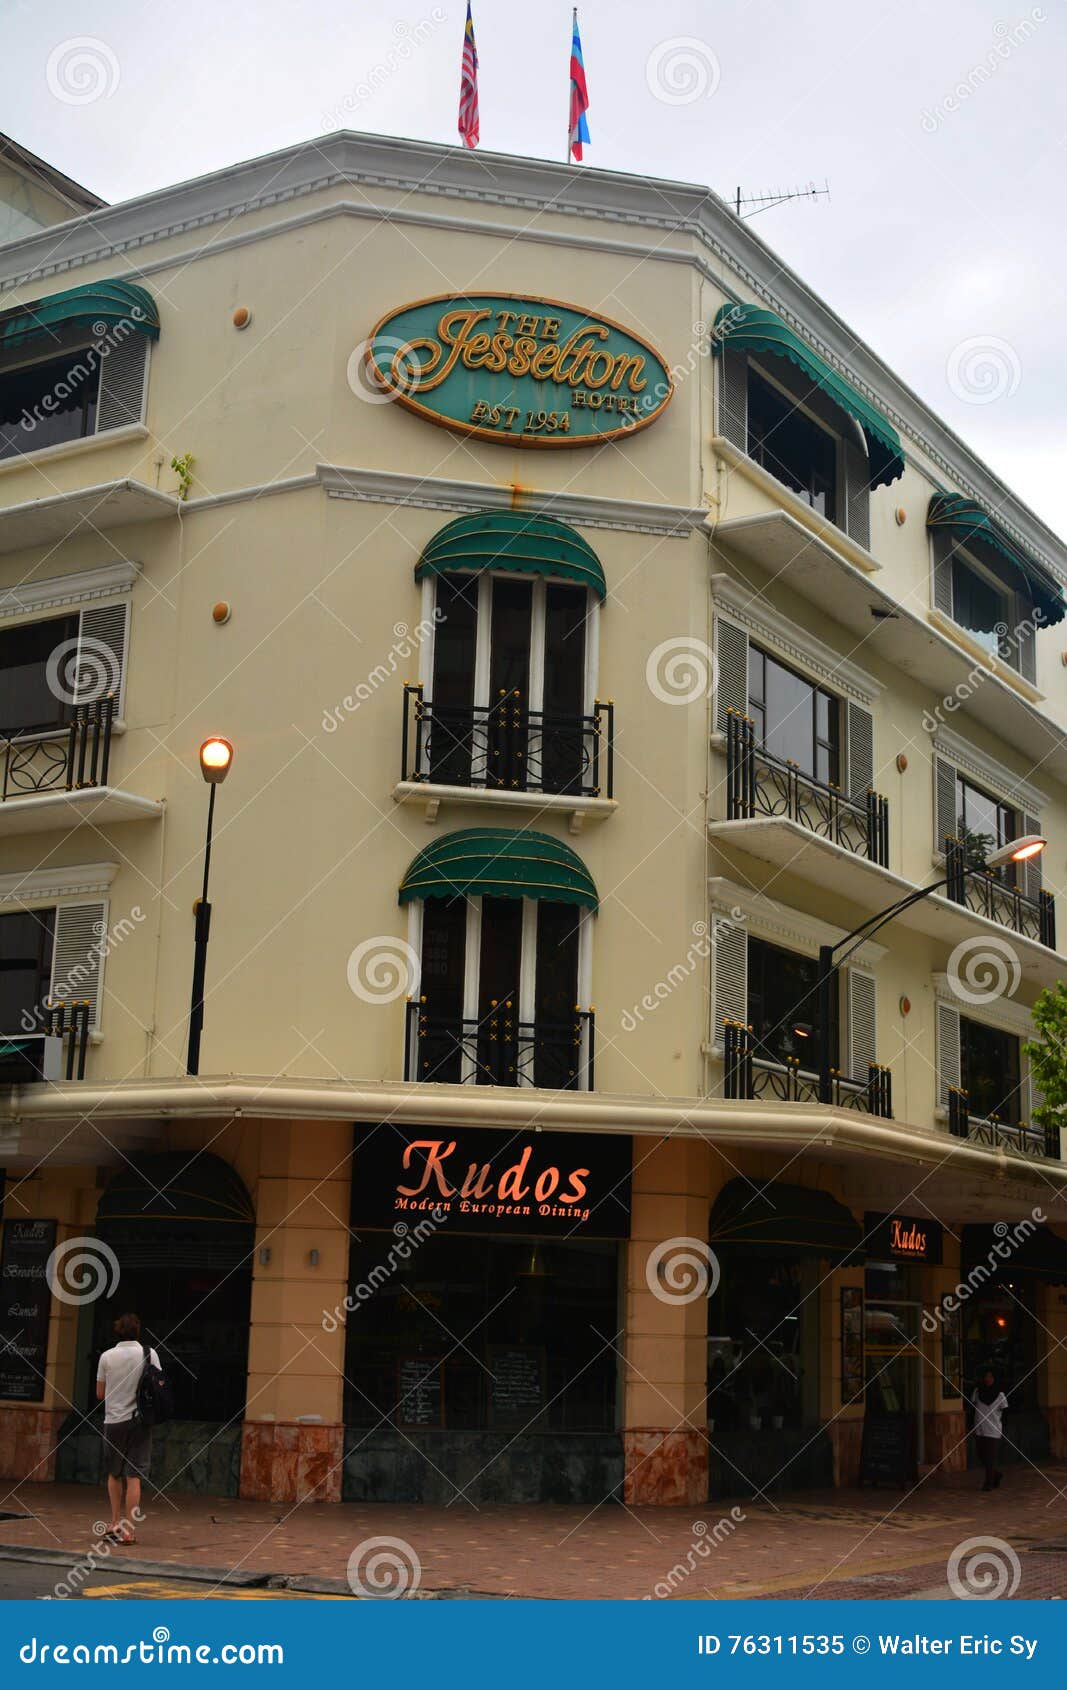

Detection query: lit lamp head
(986, 833), (1046, 869)
(199, 736), (234, 786)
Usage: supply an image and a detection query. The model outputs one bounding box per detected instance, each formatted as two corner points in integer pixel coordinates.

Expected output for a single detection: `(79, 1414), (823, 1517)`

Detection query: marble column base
(239, 1421), (343, 1503)
(826, 1417), (865, 1487)
(923, 1410), (968, 1473)
(0, 1406), (68, 1483)
(622, 1427), (708, 1506)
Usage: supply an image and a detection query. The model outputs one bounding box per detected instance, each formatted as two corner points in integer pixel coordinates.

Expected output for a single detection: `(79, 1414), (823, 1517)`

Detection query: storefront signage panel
(864, 1211), (943, 1265)
(365, 294), (673, 448)
(0, 1218), (57, 1402)
(353, 1126), (632, 1238)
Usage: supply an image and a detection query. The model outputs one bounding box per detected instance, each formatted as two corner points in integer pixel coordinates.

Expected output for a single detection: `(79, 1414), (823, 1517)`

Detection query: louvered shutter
(843, 439), (870, 550)
(96, 334), (149, 432)
(712, 918), (747, 1054)
(76, 601), (129, 714)
(50, 901), (107, 1028)
(937, 1000), (961, 1106)
(716, 344), (748, 450)
(1016, 616), (1037, 685)
(934, 756), (958, 855)
(714, 615), (749, 733)
(931, 532), (954, 617)
(846, 701), (874, 802)
(847, 969), (877, 1082)
(1023, 812), (1042, 904)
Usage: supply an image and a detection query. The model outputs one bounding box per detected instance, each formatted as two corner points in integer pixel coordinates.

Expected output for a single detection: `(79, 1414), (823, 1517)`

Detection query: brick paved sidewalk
(0, 1465), (1065, 1599)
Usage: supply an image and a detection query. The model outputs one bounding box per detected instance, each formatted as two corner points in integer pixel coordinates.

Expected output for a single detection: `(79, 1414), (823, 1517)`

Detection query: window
(951, 550), (1013, 657)
(960, 1015), (1023, 1126)
(0, 908), (55, 1035)
(0, 613), (78, 733)
(0, 342), (101, 461)
(747, 365), (838, 522)
(746, 935), (838, 1076)
(747, 644), (840, 785)
(707, 1256), (820, 1432)
(956, 774), (1018, 885)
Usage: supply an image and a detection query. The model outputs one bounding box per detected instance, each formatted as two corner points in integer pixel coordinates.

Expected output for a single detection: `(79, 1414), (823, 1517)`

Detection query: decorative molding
(317, 464), (705, 538)
(0, 561), (139, 620)
(183, 472), (318, 515)
(932, 974), (1035, 1039)
(0, 423), (149, 484)
(932, 725), (1048, 814)
(708, 875), (886, 965)
(0, 130), (1060, 581)
(711, 572), (881, 704)
(0, 861), (119, 907)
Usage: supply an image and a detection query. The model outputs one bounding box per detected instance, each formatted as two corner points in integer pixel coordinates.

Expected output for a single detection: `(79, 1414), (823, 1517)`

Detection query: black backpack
(134, 1345), (173, 1427)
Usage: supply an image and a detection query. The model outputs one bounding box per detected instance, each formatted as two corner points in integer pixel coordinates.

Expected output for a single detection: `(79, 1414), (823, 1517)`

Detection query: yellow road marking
(84, 1579), (348, 1601)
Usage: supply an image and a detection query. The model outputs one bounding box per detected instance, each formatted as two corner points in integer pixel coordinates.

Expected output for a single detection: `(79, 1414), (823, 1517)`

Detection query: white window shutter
(934, 756), (957, 855)
(845, 701), (874, 802)
(843, 438), (870, 550)
(712, 919), (747, 1054)
(76, 600), (129, 715)
(50, 901), (108, 1028)
(937, 1001), (961, 1106)
(716, 344), (747, 450)
(847, 968), (877, 1081)
(931, 531), (954, 617)
(96, 335), (149, 432)
(714, 615), (748, 734)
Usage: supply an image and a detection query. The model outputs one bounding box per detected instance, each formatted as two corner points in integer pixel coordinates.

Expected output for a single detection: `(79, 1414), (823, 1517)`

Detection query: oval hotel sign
(365, 293), (673, 448)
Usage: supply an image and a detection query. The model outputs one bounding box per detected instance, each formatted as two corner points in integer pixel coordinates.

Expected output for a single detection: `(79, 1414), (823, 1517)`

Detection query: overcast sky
(3, 0), (1064, 533)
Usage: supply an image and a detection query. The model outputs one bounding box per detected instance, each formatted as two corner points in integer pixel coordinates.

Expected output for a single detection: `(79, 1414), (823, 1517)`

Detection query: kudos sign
(865, 1211), (943, 1265)
(353, 1127), (632, 1238)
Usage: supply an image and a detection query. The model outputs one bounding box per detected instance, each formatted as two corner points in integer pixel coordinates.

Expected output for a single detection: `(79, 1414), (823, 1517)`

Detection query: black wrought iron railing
(404, 998), (594, 1091)
(0, 1001), (91, 1084)
(944, 837), (1055, 949)
(948, 1085), (1057, 1160)
(401, 684), (614, 799)
(723, 1019), (893, 1117)
(1, 698), (114, 804)
(725, 710), (889, 867)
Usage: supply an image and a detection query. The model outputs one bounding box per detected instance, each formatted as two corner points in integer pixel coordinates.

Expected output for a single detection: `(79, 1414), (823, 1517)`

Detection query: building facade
(0, 132), (1065, 1509)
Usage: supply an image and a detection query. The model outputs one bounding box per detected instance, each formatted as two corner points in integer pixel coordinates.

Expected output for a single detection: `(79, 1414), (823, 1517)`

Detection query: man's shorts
(102, 1419), (152, 1479)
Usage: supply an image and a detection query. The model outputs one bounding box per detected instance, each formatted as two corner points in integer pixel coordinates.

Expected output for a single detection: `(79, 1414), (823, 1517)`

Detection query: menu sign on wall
(0, 1219), (57, 1402)
(865, 1212), (943, 1265)
(353, 1127), (632, 1238)
(365, 294), (673, 448)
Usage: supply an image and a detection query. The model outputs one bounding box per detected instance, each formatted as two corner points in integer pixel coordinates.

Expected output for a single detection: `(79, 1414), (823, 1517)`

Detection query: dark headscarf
(976, 1374), (1002, 1405)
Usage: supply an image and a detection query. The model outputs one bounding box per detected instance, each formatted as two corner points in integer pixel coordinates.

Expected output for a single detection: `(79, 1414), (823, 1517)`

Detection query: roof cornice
(0, 129), (1062, 576)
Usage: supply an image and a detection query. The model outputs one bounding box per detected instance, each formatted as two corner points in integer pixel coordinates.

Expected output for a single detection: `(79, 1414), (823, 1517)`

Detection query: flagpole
(567, 9), (576, 164)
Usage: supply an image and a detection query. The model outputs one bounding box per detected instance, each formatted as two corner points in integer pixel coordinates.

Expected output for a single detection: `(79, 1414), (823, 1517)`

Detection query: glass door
(865, 1298), (924, 1461)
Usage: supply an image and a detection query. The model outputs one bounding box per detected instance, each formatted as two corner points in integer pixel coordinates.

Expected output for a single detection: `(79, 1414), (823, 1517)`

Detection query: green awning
(97, 1153), (255, 1228)
(399, 827), (598, 910)
(927, 492), (1066, 627)
(0, 279), (160, 351)
(712, 303), (905, 490)
(415, 510), (606, 600)
(709, 1178), (863, 1263)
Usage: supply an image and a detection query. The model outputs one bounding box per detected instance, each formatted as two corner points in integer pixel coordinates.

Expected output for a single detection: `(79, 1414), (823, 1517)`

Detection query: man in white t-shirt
(95, 1313), (159, 1543)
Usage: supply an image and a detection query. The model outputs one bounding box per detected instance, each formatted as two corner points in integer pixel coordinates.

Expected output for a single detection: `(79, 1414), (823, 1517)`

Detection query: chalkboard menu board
(396, 1356), (443, 1427)
(488, 1346), (545, 1427)
(859, 1412), (917, 1488)
(0, 1219), (57, 1402)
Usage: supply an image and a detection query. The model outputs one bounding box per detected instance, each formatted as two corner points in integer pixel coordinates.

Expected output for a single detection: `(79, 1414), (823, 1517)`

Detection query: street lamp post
(816, 833), (1046, 1106)
(186, 737), (234, 1077)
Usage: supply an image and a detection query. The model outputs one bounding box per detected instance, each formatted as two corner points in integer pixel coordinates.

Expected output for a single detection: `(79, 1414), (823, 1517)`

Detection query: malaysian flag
(569, 10), (590, 162)
(458, 3), (479, 149)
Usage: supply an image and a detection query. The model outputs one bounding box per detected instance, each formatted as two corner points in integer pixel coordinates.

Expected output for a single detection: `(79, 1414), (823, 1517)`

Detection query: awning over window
(0, 279), (160, 352)
(96, 1152), (255, 1229)
(927, 492), (1066, 627)
(712, 302), (905, 490)
(399, 827), (598, 909)
(962, 1223), (1067, 1285)
(415, 510), (606, 600)
(709, 1178), (863, 1263)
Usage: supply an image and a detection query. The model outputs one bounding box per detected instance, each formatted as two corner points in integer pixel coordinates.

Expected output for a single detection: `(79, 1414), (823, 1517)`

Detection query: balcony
(723, 1021), (893, 1117)
(404, 999), (595, 1091)
(0, 1002), (91, 1085)
(948, 1088), (1058, 1162)
(0, 698), (161, 836)
(945, 838), (1055, 950)
(724, 710), (889, 866)
(394, 685), (616, 832)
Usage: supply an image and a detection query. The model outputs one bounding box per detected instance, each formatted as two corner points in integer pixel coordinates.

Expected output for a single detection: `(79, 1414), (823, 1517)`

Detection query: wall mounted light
(258, 1246), (271, 1266)
(308, 1248), (320, 1267)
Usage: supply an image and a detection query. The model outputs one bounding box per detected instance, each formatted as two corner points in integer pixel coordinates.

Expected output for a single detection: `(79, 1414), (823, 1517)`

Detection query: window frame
(747, 640), (841, 787)
(0, 904), (56, 1039)
(955, 771), (1019, 886)
(745, 932), (840, 1079)
(745, 358), (843, 525)
(959, 1011), (1024, 1128)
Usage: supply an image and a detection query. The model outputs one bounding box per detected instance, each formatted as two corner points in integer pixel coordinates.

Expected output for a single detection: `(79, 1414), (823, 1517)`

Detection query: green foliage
(956, 824), (996, 870)
(1023, 980), (1067, 1136)
(170, 452), (194, 500)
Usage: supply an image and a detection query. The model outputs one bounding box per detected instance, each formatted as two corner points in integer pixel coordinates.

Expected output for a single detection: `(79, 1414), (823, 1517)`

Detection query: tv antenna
(731, 181), (830, 220)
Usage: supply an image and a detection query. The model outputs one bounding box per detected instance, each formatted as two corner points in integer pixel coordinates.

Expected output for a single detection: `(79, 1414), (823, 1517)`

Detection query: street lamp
(186, 737), (234, 1077)
(816, 833), (1046, 1106)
